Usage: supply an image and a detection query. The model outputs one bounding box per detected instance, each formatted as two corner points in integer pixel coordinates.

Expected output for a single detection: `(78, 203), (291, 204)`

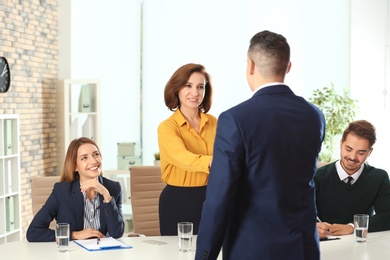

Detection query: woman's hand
(80, 179), (111, 202)
(72, 228), (105, 240)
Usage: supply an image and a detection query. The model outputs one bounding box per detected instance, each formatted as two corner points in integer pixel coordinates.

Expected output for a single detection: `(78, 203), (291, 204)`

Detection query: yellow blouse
(158, 109), (217, 187)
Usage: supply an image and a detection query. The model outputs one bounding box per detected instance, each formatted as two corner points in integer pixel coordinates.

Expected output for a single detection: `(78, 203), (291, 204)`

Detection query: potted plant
(309, 83), (358, 162)
(154, 152), (160, 166)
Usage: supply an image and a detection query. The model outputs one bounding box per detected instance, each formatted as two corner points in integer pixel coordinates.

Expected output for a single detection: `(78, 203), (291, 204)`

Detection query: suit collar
(253, 82), (285, 94)
(253, 84), (293, 97)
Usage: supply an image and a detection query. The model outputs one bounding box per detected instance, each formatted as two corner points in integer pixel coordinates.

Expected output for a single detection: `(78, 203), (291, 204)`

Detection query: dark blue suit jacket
(27, 176), (124, 242)
(195, 85), (325, 260)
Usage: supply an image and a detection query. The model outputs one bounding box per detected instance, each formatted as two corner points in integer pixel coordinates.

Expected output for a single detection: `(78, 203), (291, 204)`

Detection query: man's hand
(317, 222), (331, 239)
(328, 223), (354, 236)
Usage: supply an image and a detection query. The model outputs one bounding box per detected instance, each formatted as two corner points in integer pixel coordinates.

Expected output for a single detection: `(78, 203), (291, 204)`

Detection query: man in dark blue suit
(195, 30), (325, 260)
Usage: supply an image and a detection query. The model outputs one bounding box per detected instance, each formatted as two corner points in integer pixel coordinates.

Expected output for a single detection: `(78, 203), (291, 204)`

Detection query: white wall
(59, 0), (388, 174)
(61, 0), (142, 170)
(350, 0), (389, 173)
(141, 0), (350, 164)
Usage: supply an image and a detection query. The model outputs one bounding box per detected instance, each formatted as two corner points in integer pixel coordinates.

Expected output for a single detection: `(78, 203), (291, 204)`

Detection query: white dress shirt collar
(253, 82), (285, 95)
(336, 160), (364, 184)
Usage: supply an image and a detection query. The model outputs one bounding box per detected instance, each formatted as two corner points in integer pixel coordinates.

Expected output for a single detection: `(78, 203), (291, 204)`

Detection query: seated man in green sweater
(314, 120), (390, 239)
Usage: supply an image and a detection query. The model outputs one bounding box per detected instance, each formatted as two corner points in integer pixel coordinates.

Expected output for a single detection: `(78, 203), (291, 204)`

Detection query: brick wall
(0, 0), (58, 238)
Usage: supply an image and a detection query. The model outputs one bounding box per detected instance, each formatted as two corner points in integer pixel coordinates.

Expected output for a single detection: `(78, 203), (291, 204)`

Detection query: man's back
(196, 85), (325, 259)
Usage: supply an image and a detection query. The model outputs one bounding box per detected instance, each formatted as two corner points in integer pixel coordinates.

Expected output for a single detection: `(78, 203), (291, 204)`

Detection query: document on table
(74, 237), (132, 251)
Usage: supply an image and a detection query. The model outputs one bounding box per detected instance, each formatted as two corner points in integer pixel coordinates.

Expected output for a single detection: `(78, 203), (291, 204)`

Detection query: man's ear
(248, 59), (255, 75)
(368, 148), (373, 157)
(286, 61), (292, 74)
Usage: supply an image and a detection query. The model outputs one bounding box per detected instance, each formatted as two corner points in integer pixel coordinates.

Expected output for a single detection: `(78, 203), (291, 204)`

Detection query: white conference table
(320, 230), (390, 259)
(1, 231), (390, 259)
(0, 235), (210, 260)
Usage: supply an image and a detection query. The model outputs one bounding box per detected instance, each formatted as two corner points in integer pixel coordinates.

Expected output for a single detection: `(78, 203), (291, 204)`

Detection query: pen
(97, 238), (100, 245)
(317, 216), (331, 236)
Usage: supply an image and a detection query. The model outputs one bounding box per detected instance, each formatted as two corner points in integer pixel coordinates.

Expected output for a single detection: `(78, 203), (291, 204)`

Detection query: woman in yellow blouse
(158, 63), (217, 235)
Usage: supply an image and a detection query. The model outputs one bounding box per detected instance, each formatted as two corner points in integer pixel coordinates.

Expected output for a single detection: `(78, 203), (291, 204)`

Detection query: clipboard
(74, 237), (132, 251)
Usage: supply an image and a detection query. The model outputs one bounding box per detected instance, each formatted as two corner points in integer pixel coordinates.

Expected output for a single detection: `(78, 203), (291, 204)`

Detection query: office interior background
(0, 0), (389, 238)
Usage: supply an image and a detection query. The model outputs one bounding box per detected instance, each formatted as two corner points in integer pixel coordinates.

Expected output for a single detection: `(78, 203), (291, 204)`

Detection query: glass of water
(177, 222), (193, 252)
(354, 214), (369, 243)
(55, 223), (70, 252)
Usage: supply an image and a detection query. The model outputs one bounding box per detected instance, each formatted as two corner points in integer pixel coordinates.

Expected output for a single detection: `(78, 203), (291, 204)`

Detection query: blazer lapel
(71, 180), (84, 230)
(98, 176), (107, 231)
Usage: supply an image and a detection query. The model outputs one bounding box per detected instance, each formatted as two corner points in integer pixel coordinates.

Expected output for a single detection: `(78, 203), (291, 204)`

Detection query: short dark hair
(248, 30), (290, 77)
(341, 120), (376, 148)
(164, 63), (213, 113)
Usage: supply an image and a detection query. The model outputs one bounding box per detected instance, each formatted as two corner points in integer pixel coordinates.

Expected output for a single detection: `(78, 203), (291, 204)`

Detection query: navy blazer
(195, 85), (325, 260)
(27, 176), (124, 242)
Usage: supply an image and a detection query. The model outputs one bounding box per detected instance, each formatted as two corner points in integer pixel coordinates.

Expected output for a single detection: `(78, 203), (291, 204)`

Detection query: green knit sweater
(314, 162), (390, 232)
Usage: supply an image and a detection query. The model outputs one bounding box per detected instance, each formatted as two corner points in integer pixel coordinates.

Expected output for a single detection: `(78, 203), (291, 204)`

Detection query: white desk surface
(1, 231), (390, 259)
(0, 235), (206, 260)
(320, 230), (390, 259)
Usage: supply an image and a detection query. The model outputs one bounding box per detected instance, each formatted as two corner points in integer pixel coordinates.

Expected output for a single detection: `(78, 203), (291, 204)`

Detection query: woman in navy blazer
(27, 137), (124, 242)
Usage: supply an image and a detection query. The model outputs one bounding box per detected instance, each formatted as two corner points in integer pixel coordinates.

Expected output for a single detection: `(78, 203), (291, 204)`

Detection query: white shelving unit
(104, 169), (133, 233)
(0, 114), (21, 244)
(57, 79), (101, 169)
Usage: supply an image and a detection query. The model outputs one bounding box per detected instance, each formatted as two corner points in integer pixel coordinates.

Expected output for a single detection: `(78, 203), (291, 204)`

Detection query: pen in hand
(317, 216), (332, 237)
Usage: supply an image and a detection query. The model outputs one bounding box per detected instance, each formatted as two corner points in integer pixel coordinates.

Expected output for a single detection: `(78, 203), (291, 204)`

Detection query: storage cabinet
(117, 142), (142, 170)
(0, 114), (21, 244)
(57, 79), (101, 169)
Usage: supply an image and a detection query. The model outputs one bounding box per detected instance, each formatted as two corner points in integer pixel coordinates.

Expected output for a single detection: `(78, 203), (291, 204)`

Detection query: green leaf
(309, 83), (359, 162)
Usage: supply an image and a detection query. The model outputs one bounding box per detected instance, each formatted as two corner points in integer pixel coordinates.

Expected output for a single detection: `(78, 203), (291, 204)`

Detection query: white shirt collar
(253, 82), (285, 95)
(336, 160), (364, 183)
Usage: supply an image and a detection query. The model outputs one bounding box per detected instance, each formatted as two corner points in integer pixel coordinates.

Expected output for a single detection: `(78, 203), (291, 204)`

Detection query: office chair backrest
(129, 166), (166, 236)
(30, 175), (60, 229)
